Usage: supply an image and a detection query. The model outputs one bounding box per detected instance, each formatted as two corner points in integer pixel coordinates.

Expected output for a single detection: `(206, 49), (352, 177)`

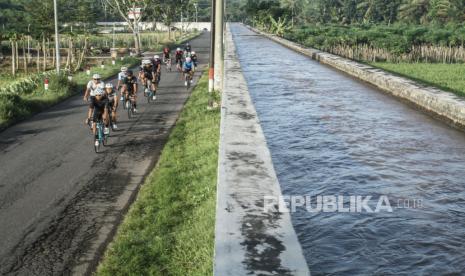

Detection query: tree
(398, 0), (430, 24)
(428, 0), (456, 23)
(104, 0), (148, 55)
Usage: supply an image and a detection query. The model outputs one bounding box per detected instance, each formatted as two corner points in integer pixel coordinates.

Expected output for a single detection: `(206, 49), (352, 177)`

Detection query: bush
(0, 93), (26, 121)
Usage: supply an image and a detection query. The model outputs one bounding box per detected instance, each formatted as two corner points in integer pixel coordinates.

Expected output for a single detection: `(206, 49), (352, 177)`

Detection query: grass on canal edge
(371, 62), (465, 97)
(97, 74), (220, 276)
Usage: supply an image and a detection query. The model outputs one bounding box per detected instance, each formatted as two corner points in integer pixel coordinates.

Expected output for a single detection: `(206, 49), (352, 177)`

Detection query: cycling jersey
(123, 76), (137, 92)
(183, 61), (193, 71)
(191, 54), (198, 65)
(87, 81), (105, 96)
(151, 59), (161, 72)
(117, 72), (127, 81)
(142, 65), (153, 79)
(185, 45), (191, 53)
(175, 50), (183, 61)
(91, 97), (109, 121)
(106, 89), (117, 102)
(163, 48), (170, 59)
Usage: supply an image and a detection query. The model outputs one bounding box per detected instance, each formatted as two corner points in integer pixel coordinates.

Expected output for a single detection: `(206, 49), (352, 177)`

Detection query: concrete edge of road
(245, 24), (465, 130)
(213, 23), (310, 276)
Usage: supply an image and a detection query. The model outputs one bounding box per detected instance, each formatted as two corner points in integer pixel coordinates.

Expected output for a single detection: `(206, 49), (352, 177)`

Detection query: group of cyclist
(83, 43), (198, 147)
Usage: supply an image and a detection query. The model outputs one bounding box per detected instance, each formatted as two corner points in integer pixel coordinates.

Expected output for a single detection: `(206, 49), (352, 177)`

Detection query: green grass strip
(97, 74), (220, 276)
(371, 62), (465, 97)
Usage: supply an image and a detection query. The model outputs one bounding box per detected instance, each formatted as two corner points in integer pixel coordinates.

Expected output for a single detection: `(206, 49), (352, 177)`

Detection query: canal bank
(246, 24), (465, 131)
(214, 24), (310, 275)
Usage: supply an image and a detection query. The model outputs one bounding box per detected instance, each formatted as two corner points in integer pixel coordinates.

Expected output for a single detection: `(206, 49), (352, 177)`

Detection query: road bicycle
(185, 70), (193, 90)
(126, 93), (136, 119)
(164, 58), (172, 72)
(94, 118), (108, 153)
(144, 79), (156, 103)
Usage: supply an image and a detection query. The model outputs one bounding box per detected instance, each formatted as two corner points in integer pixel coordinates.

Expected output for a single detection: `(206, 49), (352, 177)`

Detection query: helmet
(177, 47), (181, 51)
(186, 57), (192, 62)
(94, 88), (104, 96)
(191, 51), (196, 55)
(127, 70), (133, 76)
(186, 43), (190, 46)
(142, 59), (151, 65)
(121, 66), (128, 72)
(154, 55), (160, 59)
(92, 74), (101, 79)
(105, 83), (113, 89)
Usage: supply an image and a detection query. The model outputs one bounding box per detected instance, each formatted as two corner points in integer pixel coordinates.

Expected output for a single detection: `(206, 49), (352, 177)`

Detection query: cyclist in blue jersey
(183, 57), (194, 86)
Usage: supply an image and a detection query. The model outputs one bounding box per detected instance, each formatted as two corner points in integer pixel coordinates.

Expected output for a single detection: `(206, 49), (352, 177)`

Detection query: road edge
(213, 23), (310, 276)
(246, 24), (465, 131)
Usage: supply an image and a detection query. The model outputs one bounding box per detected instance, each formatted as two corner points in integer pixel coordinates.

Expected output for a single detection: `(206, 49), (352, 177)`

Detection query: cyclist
(123, 70), (138, 112)
(175, 47), (184, 70)
(91, 88), (110, 147)
(184, 42), (192, 54)
(84, 74), (105, 125)
(152, 55), (162, 84)
(183, 57), (194, 86)
(190, 51), (198, 68)
(117, 67), (128, 101)
(139, 59), (153, 91)
(163, 46), (170, 62)
(105, 83), (118, 129)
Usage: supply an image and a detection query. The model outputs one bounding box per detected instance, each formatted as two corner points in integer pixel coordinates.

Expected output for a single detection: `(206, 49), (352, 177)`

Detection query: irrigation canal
(231, 23), (465, 275)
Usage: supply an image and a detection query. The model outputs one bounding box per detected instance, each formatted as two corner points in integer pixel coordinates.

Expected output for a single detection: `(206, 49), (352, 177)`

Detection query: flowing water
(231, 24), (465, 275)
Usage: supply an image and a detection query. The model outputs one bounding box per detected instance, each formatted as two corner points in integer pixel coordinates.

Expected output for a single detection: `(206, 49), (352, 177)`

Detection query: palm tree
(398, 0), (430, 24)
(357, 0), (376, 23)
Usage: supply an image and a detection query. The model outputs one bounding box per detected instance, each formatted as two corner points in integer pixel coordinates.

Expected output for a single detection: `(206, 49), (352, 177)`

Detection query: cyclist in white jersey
(84, 74), (105, 125)
(117, 67), (128, 101)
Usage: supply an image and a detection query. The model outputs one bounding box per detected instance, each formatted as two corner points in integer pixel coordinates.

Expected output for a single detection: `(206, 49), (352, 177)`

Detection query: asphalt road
(0, 31), (210, 275)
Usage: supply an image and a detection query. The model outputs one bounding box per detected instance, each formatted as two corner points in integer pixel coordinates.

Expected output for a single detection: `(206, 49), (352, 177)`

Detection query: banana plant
(269, 16), (292, 37)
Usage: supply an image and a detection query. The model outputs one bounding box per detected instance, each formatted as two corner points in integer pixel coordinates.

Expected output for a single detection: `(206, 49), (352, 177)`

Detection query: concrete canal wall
(246, 25), (465, 130)
(213, 23), (310, 276)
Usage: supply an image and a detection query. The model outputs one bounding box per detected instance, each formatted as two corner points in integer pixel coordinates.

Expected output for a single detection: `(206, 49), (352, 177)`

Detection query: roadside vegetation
(97, 74), (220, 276)
(0, 57), (139, 128)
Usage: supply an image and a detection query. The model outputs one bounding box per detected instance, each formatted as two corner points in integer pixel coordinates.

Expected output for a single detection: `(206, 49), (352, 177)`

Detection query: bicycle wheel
(107, 108), (113, 134)
(94, 140), (100, 153)
(127, 101), (132, 119)
(94, 124), (102, 153)
(186, 75), (191, 89)
(102, 131), (108, 147)
(147, 91), (152, 103)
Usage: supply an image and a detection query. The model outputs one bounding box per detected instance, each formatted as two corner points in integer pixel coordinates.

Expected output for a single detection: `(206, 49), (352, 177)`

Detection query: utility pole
(208, 0), (216, 93)
(53, 0), (60, 74)
(112, 23), (116, 49)
(194, 3), (198, 26)
(214, 0), (224, 91)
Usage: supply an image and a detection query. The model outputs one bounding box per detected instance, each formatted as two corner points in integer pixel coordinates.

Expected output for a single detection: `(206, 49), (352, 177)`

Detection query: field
(371, 62), (465, 97)
(97, 74), (220, 276)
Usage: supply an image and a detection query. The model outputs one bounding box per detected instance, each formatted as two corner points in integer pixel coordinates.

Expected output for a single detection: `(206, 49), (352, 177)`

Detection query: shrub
(0, 93), (26, 121)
